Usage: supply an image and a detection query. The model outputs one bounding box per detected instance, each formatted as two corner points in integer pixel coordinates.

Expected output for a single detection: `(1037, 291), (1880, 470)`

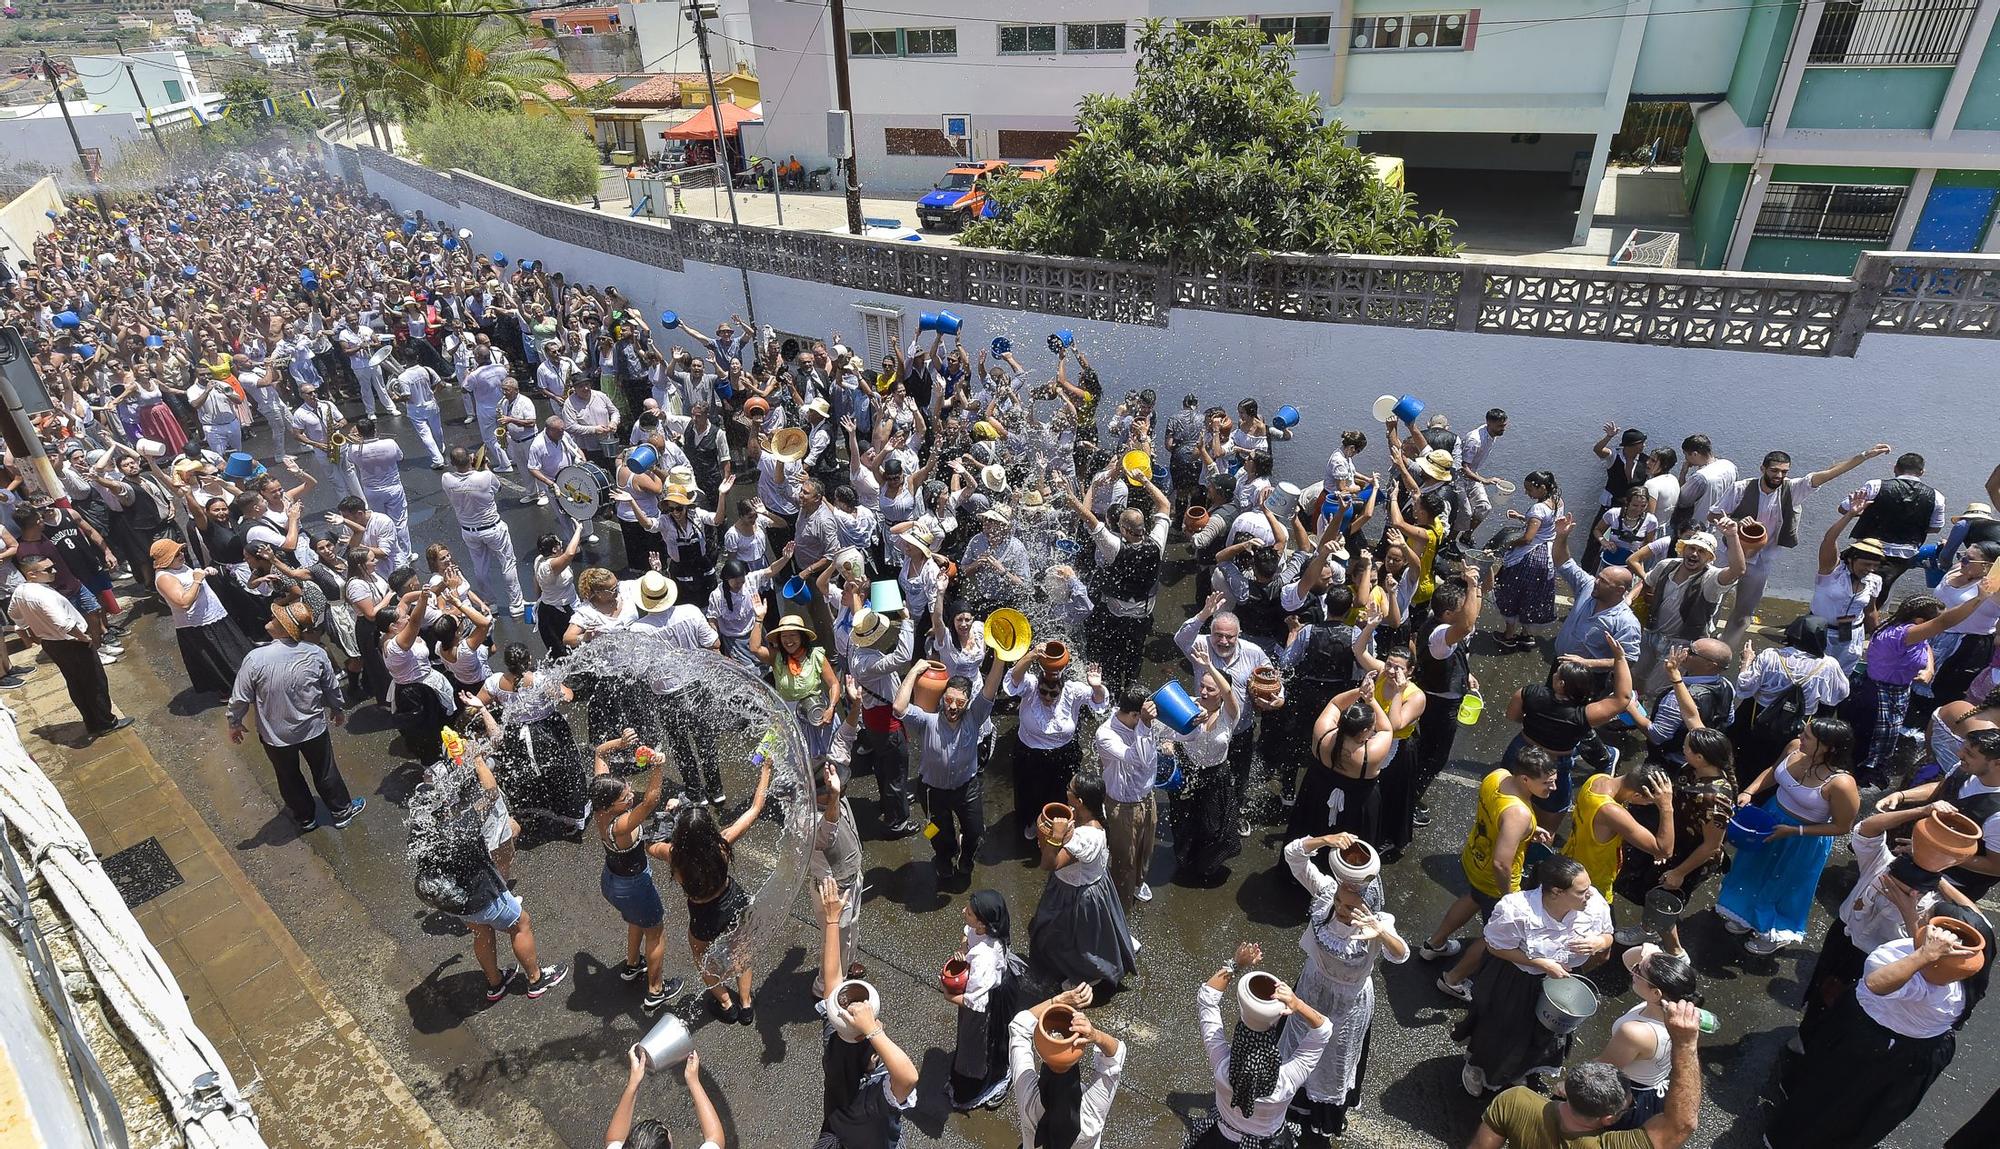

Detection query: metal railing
(324, 134), (2000, 359)
(0, 814), (128, 1149)
(1808, 0), (1978, 65)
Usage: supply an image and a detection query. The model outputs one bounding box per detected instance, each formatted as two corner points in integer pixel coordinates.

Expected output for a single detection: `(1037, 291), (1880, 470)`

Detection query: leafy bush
(404, 105), (599, 201)
(960, 18), (1456, 262)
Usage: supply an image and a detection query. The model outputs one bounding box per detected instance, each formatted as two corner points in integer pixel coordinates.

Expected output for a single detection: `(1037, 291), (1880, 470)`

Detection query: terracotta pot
(1183, 504), (1210, 535)
(1034, 1005), (1086, 1070)
(1912, 808), (1982, 872)
(1921, 916), (1988, 985)
(1237, 970), (1287, 1032)
(911, 661), (950, 713)
(1038, 640), (1070, 675)
(1249, 666), (1283, 701)
(940, 957), (970, 996)
(1038, 802), (1074, 844)
(1737, 519), (1769, 558)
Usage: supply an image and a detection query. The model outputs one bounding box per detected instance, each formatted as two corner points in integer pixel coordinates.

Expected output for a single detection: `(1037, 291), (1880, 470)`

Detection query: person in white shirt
(343, 417), (413, 561)
(1669, 434), (1737, 536)
(1719, 443), (1888, 643)
(1093, 692), (1162, 913)
(562, 377), (621, 467)
(1454, 408), (1509, 546)
(8, 555), (125, 735)
(1191, 940), (1333, 1148)
(944, 889), (1025, 1111)
(1007, 657), (1111, 843)
(341, 327), (399, 418)
(465, 353), (512, 458)
(1455, 856), (1614, 1096)
(288, 381), (363, 498)
(440, 447), (525, 618)
(241, 366), (289, 448)
(527, 415), (596, 544)
(330, 495), (408, 577)
(390, 363), (448, 469)
(602, 1044), (726, 1149)
(187, 375), (243, 454)
(1177, 594), (1277, 840)
(494, 375), (538, 486)
(1008, 986), (1125, 1149)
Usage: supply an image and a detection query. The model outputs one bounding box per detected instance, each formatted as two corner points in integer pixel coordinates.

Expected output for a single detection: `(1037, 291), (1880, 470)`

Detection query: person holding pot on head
(1007, 650), (1110, 847)
(587, 729), (685, 1017)
(893, 653), (1005, 883)
(813, 878), (919, 1148)
(1589, 944), (1704, 1130)
(1769, 907), (1993, 1149)
(1453, 855), (1614, 1097)
(1008, 984), (1124, 1149)
(1290, 668), (1395, 848)
(604, 1046), (725, 1149)
(1715, 717), (1860, 955)
(1191, 940), (1333, 1148)
(1279, 833), (1407, 1142)
(1030, 774), (1140, 990)
(943, 889), (1024, 1111)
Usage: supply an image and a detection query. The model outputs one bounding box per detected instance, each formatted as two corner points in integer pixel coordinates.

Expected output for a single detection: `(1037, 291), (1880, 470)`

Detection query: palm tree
(314, 0), (578, 118)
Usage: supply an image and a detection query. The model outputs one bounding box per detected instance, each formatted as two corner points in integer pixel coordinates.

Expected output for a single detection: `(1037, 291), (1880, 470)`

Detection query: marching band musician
(497, 376), (542, 499)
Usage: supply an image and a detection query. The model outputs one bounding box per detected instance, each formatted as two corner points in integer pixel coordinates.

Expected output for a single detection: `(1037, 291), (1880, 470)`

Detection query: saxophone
(328, 431), (347, 465)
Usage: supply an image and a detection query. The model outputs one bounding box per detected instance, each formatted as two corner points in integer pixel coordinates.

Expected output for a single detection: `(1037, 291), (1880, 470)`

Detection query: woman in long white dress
(1279, 832), (1408, 1142)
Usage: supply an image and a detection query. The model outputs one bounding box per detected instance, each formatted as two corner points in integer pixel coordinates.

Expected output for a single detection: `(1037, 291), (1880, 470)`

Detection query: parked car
(916, 160), (1008, 231)
(980, 158), (1059, 220)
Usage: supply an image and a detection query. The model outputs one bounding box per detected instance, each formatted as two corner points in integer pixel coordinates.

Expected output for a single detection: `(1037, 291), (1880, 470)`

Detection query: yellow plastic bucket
(1458, 689), (1484, 726)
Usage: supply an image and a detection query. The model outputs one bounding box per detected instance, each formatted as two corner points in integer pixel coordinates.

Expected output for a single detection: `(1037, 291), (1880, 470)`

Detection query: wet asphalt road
(74, 393), (1999, 1149)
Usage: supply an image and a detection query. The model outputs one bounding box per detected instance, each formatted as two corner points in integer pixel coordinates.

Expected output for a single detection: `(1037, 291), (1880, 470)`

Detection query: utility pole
(342, 36), (384, 150)
(35, 52), (111, 224)
(828, 0), (864, 235)
(686, 0), (756, 332)
(124, 60), (168, 155)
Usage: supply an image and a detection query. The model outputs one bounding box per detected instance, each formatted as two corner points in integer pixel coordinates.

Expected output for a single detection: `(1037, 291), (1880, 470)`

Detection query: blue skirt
(1714, 799), (1832, 944)
(601, 864), (666, 929)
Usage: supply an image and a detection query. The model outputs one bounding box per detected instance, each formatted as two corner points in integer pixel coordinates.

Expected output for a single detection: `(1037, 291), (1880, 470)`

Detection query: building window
(163, 78), (184, 102)
(1259, 15), (1333, 48)
(903, 27), (957, 56)
(855, 306), (904, 364)
(1809, 0), (1977, 66)
(1352, 11), (1477, 51)
(849, 30), (898, 56)
(1064, 22), (1127, 52)
(1181, 19), (1218, 35)
(1754, 182), (1907, 242)
(1000, 24), (1058, 54)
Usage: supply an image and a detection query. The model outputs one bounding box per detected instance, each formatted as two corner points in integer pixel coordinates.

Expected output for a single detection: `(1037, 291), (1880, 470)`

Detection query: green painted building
(1685, 0), (2000, 272)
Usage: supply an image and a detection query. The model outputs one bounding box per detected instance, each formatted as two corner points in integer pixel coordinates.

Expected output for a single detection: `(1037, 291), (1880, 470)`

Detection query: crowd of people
(6, 148), (2000, 1149)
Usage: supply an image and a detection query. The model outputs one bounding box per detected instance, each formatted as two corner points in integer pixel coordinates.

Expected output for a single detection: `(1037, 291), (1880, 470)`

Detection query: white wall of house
(340, 151), (1993, 601)
(75, 51), (200, 114)
(0, 109), (142, 178)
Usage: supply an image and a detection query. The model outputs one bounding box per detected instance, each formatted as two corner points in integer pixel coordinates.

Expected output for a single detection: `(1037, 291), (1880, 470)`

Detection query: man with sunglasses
(9, 555), (129, 738)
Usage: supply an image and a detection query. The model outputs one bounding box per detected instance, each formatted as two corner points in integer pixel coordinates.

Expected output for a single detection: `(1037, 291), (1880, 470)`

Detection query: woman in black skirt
(652, 755), (773, 1023)
(151, 539), (252, 694)
(944, 889), (1023, 1111)
(476, 643), (588, 832)
(1289, 671), (1395, 846)
(342, 547), (396, 707)
(1169, 653), (1244, 884)
(382, 588), (458, 766)
(1769, 907), (1992, 1149)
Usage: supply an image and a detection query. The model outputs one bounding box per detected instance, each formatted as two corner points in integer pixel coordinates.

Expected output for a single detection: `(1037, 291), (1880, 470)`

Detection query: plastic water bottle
(1696, 1008), (1720, 1034)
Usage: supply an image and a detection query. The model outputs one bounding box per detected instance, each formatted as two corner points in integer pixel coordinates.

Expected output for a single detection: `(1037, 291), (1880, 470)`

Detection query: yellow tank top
(1563, 773), (1625, 903)
(1463, 768), (1530, 898)
(1376, 677), (1422, 740)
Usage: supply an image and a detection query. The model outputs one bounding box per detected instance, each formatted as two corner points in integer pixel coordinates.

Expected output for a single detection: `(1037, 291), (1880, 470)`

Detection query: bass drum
(553, 462), (611, 521)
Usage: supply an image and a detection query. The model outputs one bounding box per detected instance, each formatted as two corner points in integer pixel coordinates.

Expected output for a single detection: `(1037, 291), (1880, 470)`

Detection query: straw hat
(770, 427), (809, 462)
(851, 608), (892, 647)
(980, 504), (1013, 526)
(1676, 531), (1719, 559)
(1844, 537), (1889, 560)
(636, 571), (678, 613)
(1956, 502), (1997, 523)
(663, 485), (695, 507)
(1020, 486), (1046, 509)
(979, 463), (1009, 494)
(803, 396), (831, 419)
(1415, 448), (1455, 482)
(767, 613), (816, 641)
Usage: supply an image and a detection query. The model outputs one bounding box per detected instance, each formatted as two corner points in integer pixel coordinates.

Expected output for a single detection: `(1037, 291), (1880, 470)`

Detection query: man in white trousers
(391, 362), (449, 469)
(497, 376), (542, 501)
(344, 417), (413, 561)
(340, 327), (400, 419)
(464, 352), (513, 472)
(441, 446), (525, 619)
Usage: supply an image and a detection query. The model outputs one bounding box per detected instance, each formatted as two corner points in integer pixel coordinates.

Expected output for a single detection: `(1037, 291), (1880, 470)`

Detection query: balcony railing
(1809, 0), (1978, 65)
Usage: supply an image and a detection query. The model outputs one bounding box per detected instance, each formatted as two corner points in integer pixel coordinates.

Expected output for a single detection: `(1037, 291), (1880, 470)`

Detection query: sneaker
(98, 652), (120, 665)
(292, 812), (321, 833)
(1437, 974), (1474, 1002)
(485, 967), (517, 1001)
(1238, 818), (1251, 838)
(1745, 933), (1783, 956)
(0, 674), (27, 690)
(1613, 923), (1646, 947)
(524, 962), (569, 998)
(1023, 823), (1038, 841)
(331, 797), (365, 828)
(642, 977), (684, 1014)
(1419, 937), (1463, 962)
(1411, 803), (1432, 828)
(585, 534), (600, 546)
(618, 958), (649, 982)
(429, 462), (447, 471)
(1461, 1062), (1489, 1097)
(1136, 882), (1154, 903)
(886, 819), (922, 837)
(98, 641), (125, 654)
(1721, 916), (1751, 936)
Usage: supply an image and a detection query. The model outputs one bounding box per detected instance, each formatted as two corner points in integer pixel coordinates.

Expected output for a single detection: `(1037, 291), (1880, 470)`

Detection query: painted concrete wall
(1632, 0), (1752, 96)
(1952, 16), (2000, 130)
(343, 153), (1994, 603)
(1790, 67), (1953, 131)
(1724, 0), (1799, 126)
(0, 177), (65, 267)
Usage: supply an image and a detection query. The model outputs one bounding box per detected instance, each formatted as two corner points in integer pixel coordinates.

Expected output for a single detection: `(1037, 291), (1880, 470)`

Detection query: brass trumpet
(328, 431), (347, 465)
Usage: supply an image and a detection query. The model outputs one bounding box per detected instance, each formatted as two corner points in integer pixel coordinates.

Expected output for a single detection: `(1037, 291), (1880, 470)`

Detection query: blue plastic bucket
(659, 309), (680, 329)
(1726, 803), (1780, 846)
(919, 310), (962, 335)
(627, 444), (660, 473)
(991, 336), (1012, 356)
(1153, 681), (1201, 735)
(1392, 394), (1426, 425)
(781, 576), (812, 604)
(1272, 405), (1300, 431)
(1154, 752), (1187, 793)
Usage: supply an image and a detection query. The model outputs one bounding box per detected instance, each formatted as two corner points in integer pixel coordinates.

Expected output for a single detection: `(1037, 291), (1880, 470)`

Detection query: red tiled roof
(538, 73), (627, 102)
(608, 72), (709, 108)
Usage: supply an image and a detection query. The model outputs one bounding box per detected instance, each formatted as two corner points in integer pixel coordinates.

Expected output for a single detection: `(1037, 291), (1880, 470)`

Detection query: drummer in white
(528, 415), (598, 546)
(441, 446), (526, 619)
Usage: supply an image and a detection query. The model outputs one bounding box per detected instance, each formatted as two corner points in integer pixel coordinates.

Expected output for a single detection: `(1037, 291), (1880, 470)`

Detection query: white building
(744, 0), (1751, 242)
(74, 50), (202, 115)
(230, 27), (263, 48)
(623, 0), (752, 77)
(252, 42), (296, 67)
(172, 9), (200, 28)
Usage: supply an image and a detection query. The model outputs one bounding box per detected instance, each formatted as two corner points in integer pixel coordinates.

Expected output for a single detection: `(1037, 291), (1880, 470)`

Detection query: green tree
(312, 0), (577, 119)
(960, 18), (1455, 261)
(404, 104), (599, 201)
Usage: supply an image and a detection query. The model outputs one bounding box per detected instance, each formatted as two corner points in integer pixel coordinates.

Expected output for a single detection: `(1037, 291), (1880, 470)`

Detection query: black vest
(1650, 678), (1735, 762)
(1296, 622), (1361, 690)
(1235, 575), (1286, 640)
(1416, 628), (1470, 696)
(1938, 770), (2000, 899)
(1732, 478), (1799, 548)
(1853, 476), (1937, 549)
(1963, 517), (2000, 550)
(1650, 558), (1724, 641)
(1604, 448), (1645, 500)
(1102, 536), (1162, 604)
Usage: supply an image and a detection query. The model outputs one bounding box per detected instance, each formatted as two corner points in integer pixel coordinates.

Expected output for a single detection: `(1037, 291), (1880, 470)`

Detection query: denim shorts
(600, 865), (665, 929)
(457, 889), (523, 931)
(69, 585), (103, 616)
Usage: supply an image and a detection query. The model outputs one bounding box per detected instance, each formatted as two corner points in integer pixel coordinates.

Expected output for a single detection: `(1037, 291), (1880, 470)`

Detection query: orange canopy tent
(661, 101), (758, 140)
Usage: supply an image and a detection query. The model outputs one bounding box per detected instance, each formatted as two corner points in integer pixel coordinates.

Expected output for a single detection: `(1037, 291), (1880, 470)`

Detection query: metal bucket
(1535, 974), (1598, 1035)
(1643, 888), (1685, 940)
(635, 1013), (694, 1071)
